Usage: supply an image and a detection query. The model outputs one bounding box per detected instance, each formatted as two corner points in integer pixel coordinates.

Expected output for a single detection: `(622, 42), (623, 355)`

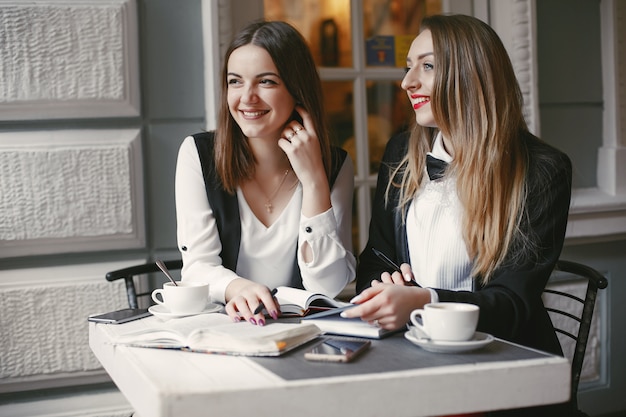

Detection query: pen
(372, 247), (400, 271)
(372, 248), (421, 287)
(253, 287), (278, 315)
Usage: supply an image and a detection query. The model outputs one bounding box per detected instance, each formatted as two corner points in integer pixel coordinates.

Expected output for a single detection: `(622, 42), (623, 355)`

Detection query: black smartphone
(88, 308), (151, 324)
(304, 336), (371, 363)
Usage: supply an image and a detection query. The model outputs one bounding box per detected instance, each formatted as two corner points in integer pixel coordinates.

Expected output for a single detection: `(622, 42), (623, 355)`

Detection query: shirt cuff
(300, 207), (336, 239)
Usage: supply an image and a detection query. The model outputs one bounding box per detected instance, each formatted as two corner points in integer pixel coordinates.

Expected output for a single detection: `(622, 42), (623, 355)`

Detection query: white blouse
(406, 132), (473, 293)
(175, 136), (356, 304)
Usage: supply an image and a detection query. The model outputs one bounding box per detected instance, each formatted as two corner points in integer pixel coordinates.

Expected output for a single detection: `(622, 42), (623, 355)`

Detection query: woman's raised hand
(278, 106), (326, 186)
(278, 106), (331, 218)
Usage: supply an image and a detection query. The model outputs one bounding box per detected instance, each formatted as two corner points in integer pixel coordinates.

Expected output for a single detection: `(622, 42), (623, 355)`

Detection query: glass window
(264, 0), (352, 67)
(263, 0), (441, 252)
(323, 80), (355, 161)
(363, 0), (433, 68)
(365, 80), (412, 173)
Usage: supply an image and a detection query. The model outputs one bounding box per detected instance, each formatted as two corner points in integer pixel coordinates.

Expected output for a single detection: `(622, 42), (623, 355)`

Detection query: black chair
(106, 259), (183, 309)
(544, 260), (608, 417)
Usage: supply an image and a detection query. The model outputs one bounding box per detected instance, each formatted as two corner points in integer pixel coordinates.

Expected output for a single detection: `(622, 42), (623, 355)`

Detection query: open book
(274, 286), (350, 316)
(111, 313), (321, 356)
(302, 306), (398, 339)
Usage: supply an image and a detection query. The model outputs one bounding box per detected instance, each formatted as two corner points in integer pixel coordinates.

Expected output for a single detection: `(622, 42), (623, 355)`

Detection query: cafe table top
(89, 315), (570, 417)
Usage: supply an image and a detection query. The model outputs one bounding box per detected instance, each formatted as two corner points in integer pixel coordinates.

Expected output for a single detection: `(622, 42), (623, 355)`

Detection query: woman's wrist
(224, 277), (251, 303)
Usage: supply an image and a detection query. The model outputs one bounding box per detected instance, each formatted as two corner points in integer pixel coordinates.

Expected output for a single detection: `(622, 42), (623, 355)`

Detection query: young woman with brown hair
(175, 21), (355, 326)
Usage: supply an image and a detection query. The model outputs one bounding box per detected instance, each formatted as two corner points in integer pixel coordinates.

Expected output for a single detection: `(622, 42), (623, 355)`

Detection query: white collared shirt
(174, 136), (356, 304)
(406, 132), (473, 293)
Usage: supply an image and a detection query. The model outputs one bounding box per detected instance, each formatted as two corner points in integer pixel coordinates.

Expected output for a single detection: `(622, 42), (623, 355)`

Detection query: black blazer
(356, 130), (572, 356)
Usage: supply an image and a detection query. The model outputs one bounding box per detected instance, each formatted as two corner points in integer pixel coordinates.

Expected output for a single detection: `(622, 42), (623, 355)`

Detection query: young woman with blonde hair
(344, 10), (571, 375)
(343, 14), (572, 416)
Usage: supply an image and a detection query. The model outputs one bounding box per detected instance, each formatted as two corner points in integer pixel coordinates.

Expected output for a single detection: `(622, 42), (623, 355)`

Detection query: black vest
(193, 131), (348, 289)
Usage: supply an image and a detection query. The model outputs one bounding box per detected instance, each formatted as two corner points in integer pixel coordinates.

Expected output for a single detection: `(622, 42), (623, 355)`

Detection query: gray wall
(538, 1), (625, 415)
(0, 0), (205, 270)
(0, 0), (206, 414)
(537, 0), (626, 416)
(537, 0), (603, 189)
(140, 0), (206, 256)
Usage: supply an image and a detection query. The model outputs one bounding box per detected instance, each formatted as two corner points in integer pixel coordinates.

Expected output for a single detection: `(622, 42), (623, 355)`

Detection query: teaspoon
(156, 259), (178, 286)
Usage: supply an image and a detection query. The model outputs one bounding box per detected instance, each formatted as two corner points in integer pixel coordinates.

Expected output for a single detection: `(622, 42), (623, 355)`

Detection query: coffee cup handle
(409, 309), (430, 338)
(151, 289), (166, 306)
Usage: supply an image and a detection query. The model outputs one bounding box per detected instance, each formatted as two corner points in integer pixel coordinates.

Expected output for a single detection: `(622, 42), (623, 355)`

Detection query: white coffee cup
(151, 282), (209, 315)
(409, 302), (479, 342)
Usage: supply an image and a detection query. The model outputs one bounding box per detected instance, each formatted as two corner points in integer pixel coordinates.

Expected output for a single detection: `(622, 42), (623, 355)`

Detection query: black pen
(253, 287), (278, 314)
(372, 248), (420, 287)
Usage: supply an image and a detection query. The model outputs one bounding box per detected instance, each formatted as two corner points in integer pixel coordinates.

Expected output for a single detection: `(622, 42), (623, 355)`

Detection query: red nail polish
(249, 318), (257, 325)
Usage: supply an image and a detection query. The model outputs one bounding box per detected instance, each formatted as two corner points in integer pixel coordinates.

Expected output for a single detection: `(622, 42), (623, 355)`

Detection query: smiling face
(401, 29), (437, 128)
(226, 44), (296, 141)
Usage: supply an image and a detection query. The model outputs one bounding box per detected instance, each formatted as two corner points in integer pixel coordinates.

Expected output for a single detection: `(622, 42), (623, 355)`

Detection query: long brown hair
(390, 14), (530, 283)
(215, 20), (332, 193)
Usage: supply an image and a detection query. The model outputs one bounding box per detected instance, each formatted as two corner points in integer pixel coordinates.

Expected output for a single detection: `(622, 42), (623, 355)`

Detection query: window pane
(363, 0), (441, 68)
(366, 80), (412, 174)
(323, 80), (356, 172)
(352, 190), (360, 256)
(264, 0), (352, 67)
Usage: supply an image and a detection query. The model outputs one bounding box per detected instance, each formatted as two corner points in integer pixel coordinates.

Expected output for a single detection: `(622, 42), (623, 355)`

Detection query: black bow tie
(426, 154), (448, 180)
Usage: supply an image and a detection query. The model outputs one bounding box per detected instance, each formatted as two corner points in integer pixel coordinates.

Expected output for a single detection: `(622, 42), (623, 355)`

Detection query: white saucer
(404, 330), (494, 353)
(148, 303), (222, 320)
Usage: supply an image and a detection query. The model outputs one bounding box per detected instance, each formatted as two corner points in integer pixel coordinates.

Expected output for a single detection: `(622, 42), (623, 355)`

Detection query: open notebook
(273, 286), (351, 316)
(110, 313), (321, 356)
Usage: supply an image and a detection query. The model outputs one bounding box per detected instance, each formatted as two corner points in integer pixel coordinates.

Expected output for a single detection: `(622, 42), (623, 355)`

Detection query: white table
(89, 315), (570, 417)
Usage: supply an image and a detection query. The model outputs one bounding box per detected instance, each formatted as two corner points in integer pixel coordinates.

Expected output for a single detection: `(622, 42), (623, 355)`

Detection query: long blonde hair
(390, 14), (530, 283)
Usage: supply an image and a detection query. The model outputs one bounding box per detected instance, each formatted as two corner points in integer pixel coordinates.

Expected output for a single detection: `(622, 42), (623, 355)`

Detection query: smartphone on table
(88, 308), (151, 324)
(304, 336), (371, 363)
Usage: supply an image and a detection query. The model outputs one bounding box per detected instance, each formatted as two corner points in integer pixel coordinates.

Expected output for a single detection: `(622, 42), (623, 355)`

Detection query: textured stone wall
(0, 146), (132, 240)
(0, 4), (124, 102)
(0, 0), (139, 120)
(0, 2), (143, 409)
(0, 129), (144, 258)
(0, 261), (137, 389)
(0, 279), (126, 379)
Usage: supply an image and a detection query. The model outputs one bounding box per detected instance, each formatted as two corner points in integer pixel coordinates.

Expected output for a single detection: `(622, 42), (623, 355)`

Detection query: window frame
(202, 0), (626, 249)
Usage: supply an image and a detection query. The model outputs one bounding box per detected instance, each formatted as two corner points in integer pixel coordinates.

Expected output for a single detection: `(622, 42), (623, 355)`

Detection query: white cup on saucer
(409, 302), (479, 342)
(151, 282), (209, 315)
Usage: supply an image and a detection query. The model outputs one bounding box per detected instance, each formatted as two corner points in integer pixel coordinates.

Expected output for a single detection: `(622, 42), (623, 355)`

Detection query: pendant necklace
(257, 169), (290, 213)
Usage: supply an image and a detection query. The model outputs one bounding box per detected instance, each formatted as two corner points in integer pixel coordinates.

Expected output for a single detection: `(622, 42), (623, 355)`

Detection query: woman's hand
(380, 263), (415, 286)
(278, 106), (331, 218)
(340, 281), (431, 330)
(224, 279), (279, 325)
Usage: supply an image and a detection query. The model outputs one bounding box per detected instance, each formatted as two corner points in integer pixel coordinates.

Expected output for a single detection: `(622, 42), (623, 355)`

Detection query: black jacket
(356, 130), (572, 356)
